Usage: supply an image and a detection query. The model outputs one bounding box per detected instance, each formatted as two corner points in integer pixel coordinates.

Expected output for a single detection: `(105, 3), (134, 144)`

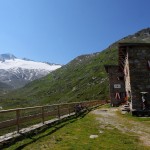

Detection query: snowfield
(0, 54), (62, 89)
(0, 59), (61, 70)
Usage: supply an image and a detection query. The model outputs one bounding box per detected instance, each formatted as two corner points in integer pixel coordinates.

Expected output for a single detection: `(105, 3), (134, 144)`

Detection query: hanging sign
(114, 84), (121, 88)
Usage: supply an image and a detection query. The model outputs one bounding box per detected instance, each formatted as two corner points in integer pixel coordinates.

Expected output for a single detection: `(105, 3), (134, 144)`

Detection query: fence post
(68, 104), (70, 115)
(57, 105), (60, 119)
(41, 107), (44, 124)
(16, 109), (20, 133)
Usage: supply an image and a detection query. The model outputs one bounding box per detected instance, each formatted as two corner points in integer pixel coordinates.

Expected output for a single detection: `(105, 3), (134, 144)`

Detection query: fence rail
(0, 100), (106, 135)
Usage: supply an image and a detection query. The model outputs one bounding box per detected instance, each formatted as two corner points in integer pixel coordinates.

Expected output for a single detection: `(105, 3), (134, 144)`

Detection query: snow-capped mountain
(0, 54), (61, 89)
(0, 53), (16, 61)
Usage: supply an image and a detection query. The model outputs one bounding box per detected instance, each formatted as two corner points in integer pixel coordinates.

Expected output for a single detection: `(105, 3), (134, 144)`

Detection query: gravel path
(92, 108), (150, 147)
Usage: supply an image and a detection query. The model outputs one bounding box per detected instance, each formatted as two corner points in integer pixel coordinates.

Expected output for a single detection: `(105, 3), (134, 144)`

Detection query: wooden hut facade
(105, 43), (150, 115)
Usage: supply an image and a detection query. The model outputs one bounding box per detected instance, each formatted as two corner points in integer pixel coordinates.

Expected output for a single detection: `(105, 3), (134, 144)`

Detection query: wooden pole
(41, 107), (44, 124)
(57, 105), (60, 119)
(16, 109), (20, 133)
(68, 104), (70, 115)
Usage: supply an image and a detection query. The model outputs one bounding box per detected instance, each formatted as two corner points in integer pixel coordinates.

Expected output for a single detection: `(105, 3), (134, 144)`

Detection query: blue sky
(0, 0), (150, 64)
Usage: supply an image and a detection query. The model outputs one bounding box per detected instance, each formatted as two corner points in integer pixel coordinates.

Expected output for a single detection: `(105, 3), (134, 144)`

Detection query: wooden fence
(0, 100), (106, 135)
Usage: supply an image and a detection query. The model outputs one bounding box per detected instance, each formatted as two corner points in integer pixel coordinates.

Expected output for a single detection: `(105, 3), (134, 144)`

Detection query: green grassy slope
(1, 28), (150, 109)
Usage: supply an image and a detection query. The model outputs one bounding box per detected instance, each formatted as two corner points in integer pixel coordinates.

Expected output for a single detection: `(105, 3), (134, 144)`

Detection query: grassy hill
(1, 28), (150, 109)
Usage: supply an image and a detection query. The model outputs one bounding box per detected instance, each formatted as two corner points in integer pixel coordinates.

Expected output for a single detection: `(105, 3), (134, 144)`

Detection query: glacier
(0, 54), (61, 89)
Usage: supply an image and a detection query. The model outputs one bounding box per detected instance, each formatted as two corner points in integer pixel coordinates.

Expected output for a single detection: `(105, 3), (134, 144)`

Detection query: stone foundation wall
(128, 46), (150, 110)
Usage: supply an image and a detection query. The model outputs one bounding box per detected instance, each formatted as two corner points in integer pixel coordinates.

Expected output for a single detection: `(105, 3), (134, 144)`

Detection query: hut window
(117, 76), (124, 80)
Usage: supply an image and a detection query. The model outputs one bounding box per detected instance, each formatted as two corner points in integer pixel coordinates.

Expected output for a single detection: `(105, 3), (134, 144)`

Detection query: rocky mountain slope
(0, 54), (61, 91)
(1, 28), (150, 109)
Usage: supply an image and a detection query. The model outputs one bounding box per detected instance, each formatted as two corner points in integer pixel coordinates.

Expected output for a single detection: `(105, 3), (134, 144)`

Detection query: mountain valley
(1, 28), (150, 109)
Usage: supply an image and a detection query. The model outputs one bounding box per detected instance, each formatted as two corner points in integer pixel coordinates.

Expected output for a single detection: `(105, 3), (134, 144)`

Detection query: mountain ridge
(0, 54), (61, 91)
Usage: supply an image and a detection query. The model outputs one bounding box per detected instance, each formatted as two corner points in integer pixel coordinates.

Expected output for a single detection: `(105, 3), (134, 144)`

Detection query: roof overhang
(104, 65), (118, 73)
(118, 43), (150, 71)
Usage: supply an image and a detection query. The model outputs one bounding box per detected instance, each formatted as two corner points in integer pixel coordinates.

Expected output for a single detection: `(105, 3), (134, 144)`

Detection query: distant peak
(22, 58), (32, 61)
(44, 62), (62, 66)
(0, 53), (17, 61)
(134, 27), (150, 37)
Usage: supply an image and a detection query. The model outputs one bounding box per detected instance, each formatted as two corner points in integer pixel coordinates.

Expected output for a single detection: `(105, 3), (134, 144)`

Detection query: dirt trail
(92, 108), (150, 147)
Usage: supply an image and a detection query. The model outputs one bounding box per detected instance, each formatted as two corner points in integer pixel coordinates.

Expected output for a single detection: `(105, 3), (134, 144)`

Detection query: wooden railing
(0, 100), (106, 135)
